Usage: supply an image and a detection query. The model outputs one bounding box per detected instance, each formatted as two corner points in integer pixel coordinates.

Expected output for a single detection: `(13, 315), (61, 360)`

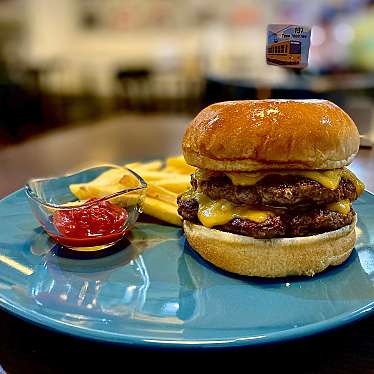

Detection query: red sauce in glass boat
(52, 199), (128, 247)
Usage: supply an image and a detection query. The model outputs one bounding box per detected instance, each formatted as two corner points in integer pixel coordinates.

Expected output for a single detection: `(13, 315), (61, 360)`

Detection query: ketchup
(52, 199), (128, 247)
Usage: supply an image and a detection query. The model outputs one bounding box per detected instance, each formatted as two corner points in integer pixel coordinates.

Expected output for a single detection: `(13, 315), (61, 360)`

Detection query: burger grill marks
(177, 167), (364, 239)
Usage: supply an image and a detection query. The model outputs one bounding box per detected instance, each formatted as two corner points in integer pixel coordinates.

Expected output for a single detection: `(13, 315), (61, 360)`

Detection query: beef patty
(177, 196), (355, 239)
(192, 174), (358, 208)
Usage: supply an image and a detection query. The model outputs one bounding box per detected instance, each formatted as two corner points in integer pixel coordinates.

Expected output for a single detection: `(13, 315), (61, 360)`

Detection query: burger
(177, 100), (365, 277)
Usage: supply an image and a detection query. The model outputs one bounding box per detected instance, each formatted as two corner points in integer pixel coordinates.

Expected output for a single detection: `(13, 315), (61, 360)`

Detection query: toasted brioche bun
(183, 215), (357, 278)
(183, 100), (359, 171)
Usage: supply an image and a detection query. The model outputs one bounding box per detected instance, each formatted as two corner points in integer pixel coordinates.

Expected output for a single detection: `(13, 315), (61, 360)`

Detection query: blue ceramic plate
(0, 188), (373, 348)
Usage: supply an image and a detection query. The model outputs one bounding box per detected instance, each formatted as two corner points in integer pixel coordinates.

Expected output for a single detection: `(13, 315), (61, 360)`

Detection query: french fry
(146, 183), (178, 206)
(87, 168), (125, 186)
(69, 184), (93, 200)
(153, 176), (191, 193)
(166, 155), (196, 175)
(142, 197), (182, 226)
(119, 174), (142, 188)
(161, 166), (193, 175)
(70, 168), (138, 200)
(70, 183), (139, 207)
(70, 182), (111, 198)
(129, 160), (163, 172)
(70, 182), (123, 200)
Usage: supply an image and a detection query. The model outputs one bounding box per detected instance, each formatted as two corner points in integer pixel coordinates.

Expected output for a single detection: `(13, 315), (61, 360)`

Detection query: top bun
(182, 100), (360, 171)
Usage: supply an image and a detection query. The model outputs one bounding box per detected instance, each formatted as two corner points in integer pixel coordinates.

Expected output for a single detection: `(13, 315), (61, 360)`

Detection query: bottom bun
(183, 216), (357, 278)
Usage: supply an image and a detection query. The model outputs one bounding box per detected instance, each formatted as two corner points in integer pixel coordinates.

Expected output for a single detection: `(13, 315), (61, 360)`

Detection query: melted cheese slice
(182, 190), (274, 228)
(225, 167), (364, 193)
(341, 168), (365, 195)
(327, 199), (351, 215)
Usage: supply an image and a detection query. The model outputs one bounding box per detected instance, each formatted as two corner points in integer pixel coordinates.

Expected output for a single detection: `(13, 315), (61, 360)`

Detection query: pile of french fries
(69, 156), (195, 226)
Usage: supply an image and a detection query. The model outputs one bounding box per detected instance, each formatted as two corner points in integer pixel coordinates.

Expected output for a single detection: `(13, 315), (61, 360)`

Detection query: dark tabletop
(0, 113), (373, 373)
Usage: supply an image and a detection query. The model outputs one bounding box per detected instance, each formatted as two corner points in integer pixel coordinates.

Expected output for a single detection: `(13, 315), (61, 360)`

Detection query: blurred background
(1, 0), (374, 146)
